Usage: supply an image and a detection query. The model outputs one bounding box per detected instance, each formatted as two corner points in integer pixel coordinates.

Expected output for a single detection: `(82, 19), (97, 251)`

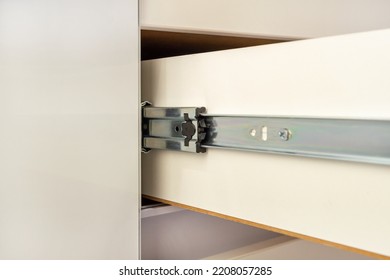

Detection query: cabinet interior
(139, 29), (379, 260)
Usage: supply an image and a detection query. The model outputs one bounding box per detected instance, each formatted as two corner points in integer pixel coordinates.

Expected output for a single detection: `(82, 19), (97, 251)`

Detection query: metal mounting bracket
(142, 104), (390, 166)
(142, 103), (207, 153)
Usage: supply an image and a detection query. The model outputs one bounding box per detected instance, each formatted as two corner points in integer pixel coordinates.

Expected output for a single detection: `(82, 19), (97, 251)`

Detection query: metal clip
(142, 103), (207, 153)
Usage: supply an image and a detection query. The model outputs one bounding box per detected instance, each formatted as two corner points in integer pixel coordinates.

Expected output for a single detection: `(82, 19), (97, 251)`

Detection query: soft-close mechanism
(142, 104), (390, 165)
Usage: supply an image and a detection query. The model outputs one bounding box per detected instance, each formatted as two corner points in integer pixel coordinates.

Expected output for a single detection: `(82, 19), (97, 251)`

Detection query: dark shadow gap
(141, 29), (290, 60)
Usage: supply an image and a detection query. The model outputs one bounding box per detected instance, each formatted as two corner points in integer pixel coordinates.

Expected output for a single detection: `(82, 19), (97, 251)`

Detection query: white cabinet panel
(0, 0), (139, 259)
(141, 0), (390, 38)
(142, 29), (390, 258)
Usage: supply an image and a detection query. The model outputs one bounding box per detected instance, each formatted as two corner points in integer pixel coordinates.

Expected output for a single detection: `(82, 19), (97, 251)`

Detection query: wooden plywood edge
(143, 195), (390, 260)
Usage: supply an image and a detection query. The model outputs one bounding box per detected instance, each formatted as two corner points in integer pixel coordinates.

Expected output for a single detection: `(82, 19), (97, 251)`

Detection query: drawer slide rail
(142, 105), (390, 165)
